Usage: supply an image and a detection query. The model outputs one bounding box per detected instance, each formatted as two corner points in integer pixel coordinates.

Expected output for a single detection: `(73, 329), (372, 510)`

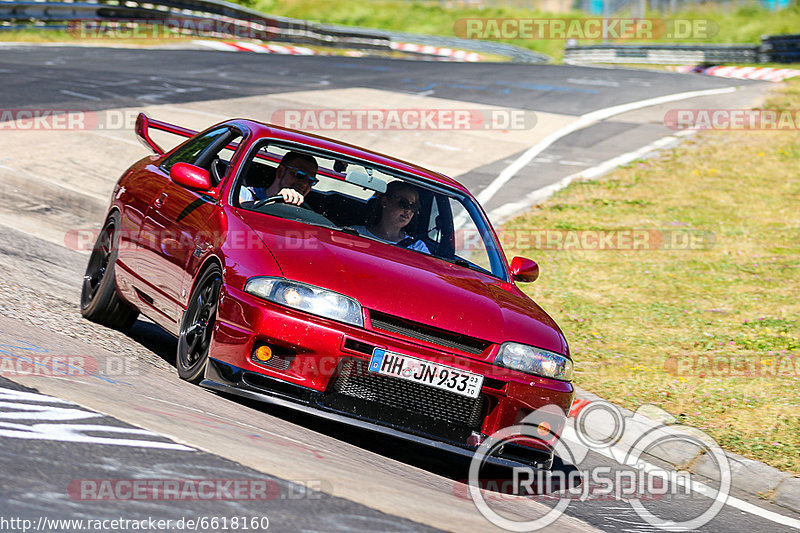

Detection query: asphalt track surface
(1, 45), (798, 532)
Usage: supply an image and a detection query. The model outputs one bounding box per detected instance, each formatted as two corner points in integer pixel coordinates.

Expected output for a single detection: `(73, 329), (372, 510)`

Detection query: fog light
(254, 345), (273, 362)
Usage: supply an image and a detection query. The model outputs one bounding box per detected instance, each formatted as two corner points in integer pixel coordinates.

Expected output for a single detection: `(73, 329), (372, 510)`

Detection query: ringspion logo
(467, 402), (730, 531)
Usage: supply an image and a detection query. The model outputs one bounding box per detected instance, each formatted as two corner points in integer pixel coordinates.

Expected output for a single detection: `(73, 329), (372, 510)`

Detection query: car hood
(240, 212), (568, 356)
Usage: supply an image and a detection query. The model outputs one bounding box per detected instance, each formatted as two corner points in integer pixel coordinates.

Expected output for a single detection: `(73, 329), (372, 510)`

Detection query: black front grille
(326, 359), (485, 429)
(369, 311), (491, 355)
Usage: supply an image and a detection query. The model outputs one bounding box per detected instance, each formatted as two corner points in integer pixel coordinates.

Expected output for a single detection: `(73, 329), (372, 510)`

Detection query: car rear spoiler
(133, 113), (353, 184)
(135, 112), (198, 155)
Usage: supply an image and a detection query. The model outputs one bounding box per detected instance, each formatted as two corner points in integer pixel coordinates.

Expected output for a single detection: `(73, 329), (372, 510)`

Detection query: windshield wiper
(299, 221), (363, 236)
(449, 257), (490, 275)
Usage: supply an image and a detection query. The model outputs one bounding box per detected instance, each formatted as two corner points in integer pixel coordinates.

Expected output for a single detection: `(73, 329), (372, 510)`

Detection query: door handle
(154, 192), (167, 208)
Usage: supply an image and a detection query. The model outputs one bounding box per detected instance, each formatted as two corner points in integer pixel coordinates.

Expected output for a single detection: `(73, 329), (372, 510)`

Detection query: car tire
(80, 212), (139, 330)
(177, 264), (222, 384)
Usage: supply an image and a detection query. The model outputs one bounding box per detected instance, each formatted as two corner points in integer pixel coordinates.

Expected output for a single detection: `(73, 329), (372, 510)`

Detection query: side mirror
(510, 256), (539, 283)
(170, 162), (212, 192)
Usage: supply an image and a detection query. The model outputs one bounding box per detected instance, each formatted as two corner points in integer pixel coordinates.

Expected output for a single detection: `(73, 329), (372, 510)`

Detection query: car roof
(230, 119), (471, 194)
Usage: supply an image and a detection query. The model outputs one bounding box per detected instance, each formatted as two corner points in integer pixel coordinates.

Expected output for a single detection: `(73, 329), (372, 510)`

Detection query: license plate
(368, 349), (484, 399)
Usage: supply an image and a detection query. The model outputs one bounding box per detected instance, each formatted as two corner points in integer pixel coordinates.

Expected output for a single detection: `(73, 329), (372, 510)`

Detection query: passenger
(240, 151), (318, 206)
(354, 181), (430, 254)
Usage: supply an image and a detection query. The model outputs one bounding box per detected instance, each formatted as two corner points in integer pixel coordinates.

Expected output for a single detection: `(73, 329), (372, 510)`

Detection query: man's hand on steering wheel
(277, 187), (305, 206)
(251, 188), (305, 210)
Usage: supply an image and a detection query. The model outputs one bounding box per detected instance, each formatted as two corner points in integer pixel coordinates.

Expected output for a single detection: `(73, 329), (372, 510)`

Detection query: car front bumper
(209, 284), (574, 467)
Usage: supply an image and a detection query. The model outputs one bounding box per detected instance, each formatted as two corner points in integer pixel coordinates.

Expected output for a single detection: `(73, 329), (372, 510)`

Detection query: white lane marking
(425, 142), (460, 151)
(561, 427), (800, 529)
(0, 401), (102, 421)
(59, 90), (102, 101)
(477, 86), (738, 206)
(0, 386), (193, 451)
(0, 422), (194, 450)
(567, 77), (620, 87)
(0, 387), (70, 404)
(487, 130), (693, 224)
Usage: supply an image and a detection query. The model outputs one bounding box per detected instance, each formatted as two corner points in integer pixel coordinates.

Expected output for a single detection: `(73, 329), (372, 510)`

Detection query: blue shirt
(352, 225), (430, 254)
(239, 186), (268, 204)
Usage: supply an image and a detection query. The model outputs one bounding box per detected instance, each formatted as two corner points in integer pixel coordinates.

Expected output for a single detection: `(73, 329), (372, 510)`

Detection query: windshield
(233, 142), (508, 281)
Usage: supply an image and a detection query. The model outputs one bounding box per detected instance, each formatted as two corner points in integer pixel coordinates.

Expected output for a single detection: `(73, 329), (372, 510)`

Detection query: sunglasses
(392, 196), (421, 213)
(284, 165), (319, 186)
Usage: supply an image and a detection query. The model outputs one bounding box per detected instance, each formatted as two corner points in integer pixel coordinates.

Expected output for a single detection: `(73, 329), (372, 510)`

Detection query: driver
(240, 151), (318, 206)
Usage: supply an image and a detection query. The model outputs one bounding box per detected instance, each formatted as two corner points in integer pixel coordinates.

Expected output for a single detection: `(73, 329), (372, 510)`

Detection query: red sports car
(81, 113), (573, 468)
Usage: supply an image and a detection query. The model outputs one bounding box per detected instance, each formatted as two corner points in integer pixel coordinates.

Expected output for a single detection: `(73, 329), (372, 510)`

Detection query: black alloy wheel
(177, 265), (222, 383)
(80, 213), (138, 330)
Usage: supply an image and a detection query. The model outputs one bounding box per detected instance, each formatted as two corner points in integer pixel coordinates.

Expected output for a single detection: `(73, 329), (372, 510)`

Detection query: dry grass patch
(504, 80), (800, 473)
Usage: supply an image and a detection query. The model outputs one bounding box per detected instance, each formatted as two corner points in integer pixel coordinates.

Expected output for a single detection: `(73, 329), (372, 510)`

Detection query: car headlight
(244, 277), (363, 327)
(495, 342), (573, 381)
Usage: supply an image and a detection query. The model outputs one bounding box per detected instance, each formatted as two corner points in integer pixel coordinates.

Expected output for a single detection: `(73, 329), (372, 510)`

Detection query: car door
(115, 158), (170, 275)
(135, 126), (237, 326)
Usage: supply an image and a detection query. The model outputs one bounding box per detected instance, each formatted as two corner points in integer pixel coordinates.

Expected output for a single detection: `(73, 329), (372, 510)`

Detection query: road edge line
(477, 86), (738, 206)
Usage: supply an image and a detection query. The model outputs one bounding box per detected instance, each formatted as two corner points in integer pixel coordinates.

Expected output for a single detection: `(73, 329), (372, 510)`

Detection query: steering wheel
(210, 158), (227, 186)
(252, 195), (290, 210)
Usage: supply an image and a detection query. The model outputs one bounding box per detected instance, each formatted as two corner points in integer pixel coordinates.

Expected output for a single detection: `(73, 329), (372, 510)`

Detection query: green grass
(502, 79), (800, 473)
(249, 0), (800, 60)
(6, 1), (800, 63)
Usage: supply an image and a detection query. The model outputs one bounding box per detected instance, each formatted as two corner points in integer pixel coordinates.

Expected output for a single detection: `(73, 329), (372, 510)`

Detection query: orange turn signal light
(254, 345), (273, 362)
(537, 422), (551, 436)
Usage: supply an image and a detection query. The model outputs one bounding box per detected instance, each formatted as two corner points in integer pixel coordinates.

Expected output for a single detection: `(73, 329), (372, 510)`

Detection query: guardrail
(564, 43), (761, 65)
(0, 0), (393, 49)
(0, 0), (549, 62)
(760, 33), (800, 64)
(565, 35), (800, 65)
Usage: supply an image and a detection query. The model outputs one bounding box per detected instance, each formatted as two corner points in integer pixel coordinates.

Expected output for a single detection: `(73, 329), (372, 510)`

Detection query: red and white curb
(193, 40), (317, 55)
(390, 42), (482, 62)
(192, 39), (483, 61)
(670, 65), (800, 82)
